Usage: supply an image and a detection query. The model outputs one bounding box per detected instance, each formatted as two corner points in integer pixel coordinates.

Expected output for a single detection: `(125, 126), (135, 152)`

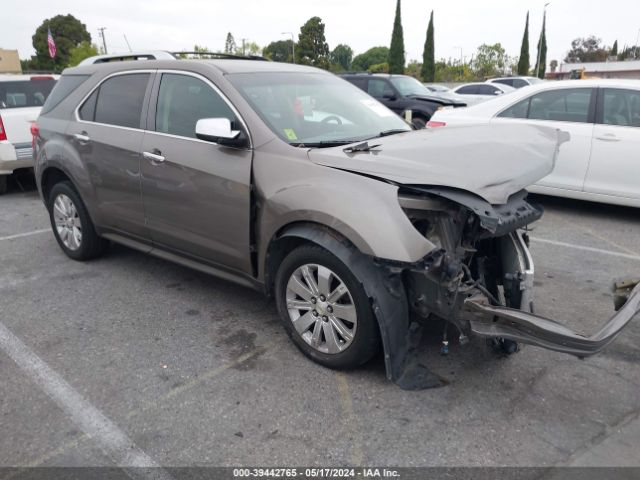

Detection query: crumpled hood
(308, 123), (569, 205)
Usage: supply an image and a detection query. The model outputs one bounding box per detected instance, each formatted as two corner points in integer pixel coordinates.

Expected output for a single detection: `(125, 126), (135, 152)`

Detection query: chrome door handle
(595, 135), (620, 142)
(142, 150), (166, 163)
(73, 133), (90, 143)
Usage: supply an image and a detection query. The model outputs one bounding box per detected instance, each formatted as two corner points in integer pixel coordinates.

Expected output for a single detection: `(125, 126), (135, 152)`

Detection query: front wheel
(48, 181), (108, 261)
(275, 244), (381, 369)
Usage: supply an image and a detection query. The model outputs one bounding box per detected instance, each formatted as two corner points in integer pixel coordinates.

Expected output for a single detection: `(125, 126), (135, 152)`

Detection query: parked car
(487, 76), (544, 89)
(429, 79), (640, 208)
(0, 74), (57, 193)
(451, 82), (515, 106)
(423, 83), (468, 103)
(341, 73), (466, 129)
(33, 57), (640, 388)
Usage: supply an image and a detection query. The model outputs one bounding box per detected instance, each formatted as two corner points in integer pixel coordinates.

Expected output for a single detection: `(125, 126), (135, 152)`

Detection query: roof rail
(171, 51), (268, 61)
(78, 51), (177, 66)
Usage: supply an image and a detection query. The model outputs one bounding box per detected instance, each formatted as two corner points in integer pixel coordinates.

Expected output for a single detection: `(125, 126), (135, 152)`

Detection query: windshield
(227, 73), (410, 146)
(426, 84), (449, 92)
(390, 76), (432, 96)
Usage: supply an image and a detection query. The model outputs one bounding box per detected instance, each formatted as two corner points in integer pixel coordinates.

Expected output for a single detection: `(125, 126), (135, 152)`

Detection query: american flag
(47, 28), (56, 58)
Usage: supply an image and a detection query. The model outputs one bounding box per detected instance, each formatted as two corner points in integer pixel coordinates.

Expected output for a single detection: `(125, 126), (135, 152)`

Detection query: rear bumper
(464, 278), (640, 357)
(0, 141), (33, 174)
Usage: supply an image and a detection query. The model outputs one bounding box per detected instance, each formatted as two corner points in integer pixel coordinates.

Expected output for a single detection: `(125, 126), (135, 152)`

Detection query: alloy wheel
(52, 193), (83, 251)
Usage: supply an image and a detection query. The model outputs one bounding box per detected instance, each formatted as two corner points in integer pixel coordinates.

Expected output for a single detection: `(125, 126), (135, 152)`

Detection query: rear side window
(155, 73), (236, 138)
(456, 85), (477, 95)
(80, 73), (150, 128)
(478, 84), (501, 95)
(601, 88), (640, 127)
(493, 79), (513, 87)
(498, 88), (592, 123)
(0, 79), (56, 109)
(40, 75), (86, 114)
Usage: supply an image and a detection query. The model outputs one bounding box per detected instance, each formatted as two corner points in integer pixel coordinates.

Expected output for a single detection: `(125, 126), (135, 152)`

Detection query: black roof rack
(171, 51), (268, 61)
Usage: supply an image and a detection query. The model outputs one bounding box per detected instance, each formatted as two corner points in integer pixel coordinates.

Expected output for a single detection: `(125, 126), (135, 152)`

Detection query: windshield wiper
(370, 129), (411, 139)
(343, 141), (381, 153)
(290, 140), (359, 148)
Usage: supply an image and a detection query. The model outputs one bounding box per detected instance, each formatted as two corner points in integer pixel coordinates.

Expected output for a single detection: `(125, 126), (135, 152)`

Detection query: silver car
(33, 55), (640, 389)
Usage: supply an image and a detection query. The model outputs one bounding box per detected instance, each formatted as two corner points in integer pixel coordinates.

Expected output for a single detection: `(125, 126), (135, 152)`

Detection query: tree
(68, 41), (99, 66)
(224, 33), (237, 54)
(534, 12), (547, 78)
(472, 43), (508, 79)
(406, 60), (422, 79)
(263, 40), (293, 62)
(368, 63), (389, 73)
(434, 59), (475, 83)
(388, 0), (405, 74)
(28, 14), (91, 71)
(296, 17), (330, 69)
(352, 46), (389, 71)
(564, 36), (610, 63)
(421, 11), (435, 82)
(237, 41), (261, 56)
(330, 44), (354, 71)
(611, 40), (618, 56)
(517, 12), (530, 75)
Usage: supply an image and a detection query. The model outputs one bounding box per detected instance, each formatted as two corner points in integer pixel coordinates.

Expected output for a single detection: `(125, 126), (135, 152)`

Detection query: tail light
(426, 120), (447, 128)
(31, 122), (39, 151)
(0, 115), (7, 141)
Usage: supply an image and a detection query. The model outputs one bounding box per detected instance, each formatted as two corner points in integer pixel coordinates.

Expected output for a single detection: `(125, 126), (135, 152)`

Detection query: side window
(89, 73), (150, 128)
(528, 88), (591, 123)
(367, 79), (393, 98)
(512, 79), (528, 88)
(498, 98), (530, 119)
(456, 85), (477, 95)
(601, 89), (640, 127)
(494, 79), (513, 87)
(78, 89), (98, 121)
(155, 73), (237, 139)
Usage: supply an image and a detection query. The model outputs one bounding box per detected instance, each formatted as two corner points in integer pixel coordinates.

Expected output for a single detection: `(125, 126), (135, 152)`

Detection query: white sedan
(451, 82), (515, 106)
(429, 79), (640, 208)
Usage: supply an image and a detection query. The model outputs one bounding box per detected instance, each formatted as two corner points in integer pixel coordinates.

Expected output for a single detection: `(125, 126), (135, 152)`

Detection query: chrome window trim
(74, 69), (155, 132)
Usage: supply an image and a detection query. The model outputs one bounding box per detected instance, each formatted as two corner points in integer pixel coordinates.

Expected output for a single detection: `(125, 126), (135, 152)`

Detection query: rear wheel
(275, 244), (380, 369)
(411, 117), (427, 129)
(48, 181), (108, 260)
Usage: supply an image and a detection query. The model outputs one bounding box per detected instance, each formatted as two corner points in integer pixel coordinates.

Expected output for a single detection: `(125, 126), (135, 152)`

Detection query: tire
(47, 181), (108, 261)
(411, 116), (427, 129)
(0, 175), (7, 195)
(275, 244), (381, 369)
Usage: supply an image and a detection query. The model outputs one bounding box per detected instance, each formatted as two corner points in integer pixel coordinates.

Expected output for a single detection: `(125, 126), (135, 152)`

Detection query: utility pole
(635, 28), (640, 59)
(98, 27), (108, 54)
(282, 32), (295, 63)
(241, 38), (247, 56)
(123, 34), (132, 53)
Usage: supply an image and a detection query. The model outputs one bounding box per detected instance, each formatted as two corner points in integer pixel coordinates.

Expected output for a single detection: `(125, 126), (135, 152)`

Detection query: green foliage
(472, 43), (508, 79)
(330, 44), (354, 71)
(388, 0), (405, 74)
(618, 45), (639, 60)
(534, 14), (547, 78)
(406, 60), (422, 79)
(263, 40), (294, 62)
(611, 40), (618, 56)
(296, 16), (330, 69)
(238, 41), (261, 56)
(224, 33), (236, 54)
(368, 62), (389, 73)
(517, 12), (530, 76)
(434, 60), (475, 83)
(351, 46), (389, 71)
(68, 41), (98, 67)
(421, 11), (435, 82)
(27, 14), (91, 72)
(565, 36), (611, 63)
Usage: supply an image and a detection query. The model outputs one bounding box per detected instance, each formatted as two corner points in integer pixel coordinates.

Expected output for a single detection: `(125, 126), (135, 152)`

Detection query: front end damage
(387, 186), (640, 388)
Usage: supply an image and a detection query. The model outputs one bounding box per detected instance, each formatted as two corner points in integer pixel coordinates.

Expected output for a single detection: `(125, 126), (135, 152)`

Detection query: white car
(429, 79), (640, 208)
(0, 74), (57, 193)
(487, 76), (544, 89)
(451, 82), (515, 106)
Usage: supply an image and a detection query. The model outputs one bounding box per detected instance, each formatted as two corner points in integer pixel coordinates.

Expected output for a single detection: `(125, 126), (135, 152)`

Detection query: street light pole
(635, 28), (640, 59)
(282, 32), (295, 63)
(535, 3), (549, 78)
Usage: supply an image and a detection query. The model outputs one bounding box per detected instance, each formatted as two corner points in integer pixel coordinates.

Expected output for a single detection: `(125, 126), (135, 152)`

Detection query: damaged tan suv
(33, 53), (640, 389)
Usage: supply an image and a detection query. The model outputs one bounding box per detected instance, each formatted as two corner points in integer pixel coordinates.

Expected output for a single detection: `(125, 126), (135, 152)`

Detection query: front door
(140, 72), (253, 273)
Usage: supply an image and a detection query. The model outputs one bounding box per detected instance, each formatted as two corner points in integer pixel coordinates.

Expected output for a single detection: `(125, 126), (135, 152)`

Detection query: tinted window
(499, 98), (529, 119)
(529, 88), (591, 123)
(78, 89), (98, 121)
(41, 75), (86, 114)
(493, 79), (513, 87)
(155, 73), (236, 138)
(92, 73), (150, 128)
(367, 79), (393, 98)
(512, 79), (528, 88)
(601, 88), (640, 127)
(478, 84), (501, 95)
(0, 78), (56, 109)
(456, 85), (477, 95)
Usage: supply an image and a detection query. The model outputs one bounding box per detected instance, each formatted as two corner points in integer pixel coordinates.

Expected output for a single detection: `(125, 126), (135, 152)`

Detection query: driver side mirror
(195, 118), (248, 148)
(383, 92), (397, 101)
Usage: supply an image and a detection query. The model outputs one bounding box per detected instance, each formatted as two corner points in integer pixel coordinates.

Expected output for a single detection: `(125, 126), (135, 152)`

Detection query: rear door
(493, 87), (596, 191)
(584, 87), (640, 200)
(70, 71), (153, 240)
(140, 71), (253, 273)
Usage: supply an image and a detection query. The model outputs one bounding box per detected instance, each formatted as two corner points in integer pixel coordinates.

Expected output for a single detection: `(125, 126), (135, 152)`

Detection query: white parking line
(0, 321), (174, 479)
(530, 237), (640, 262)
(0, 228), (50, 242)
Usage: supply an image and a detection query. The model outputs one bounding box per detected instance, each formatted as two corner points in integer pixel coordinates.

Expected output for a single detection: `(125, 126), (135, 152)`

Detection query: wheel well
(41, 168), (72, 203)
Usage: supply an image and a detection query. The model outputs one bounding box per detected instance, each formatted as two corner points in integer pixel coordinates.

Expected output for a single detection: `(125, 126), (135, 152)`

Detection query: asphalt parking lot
(1, 174), (640, 469)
